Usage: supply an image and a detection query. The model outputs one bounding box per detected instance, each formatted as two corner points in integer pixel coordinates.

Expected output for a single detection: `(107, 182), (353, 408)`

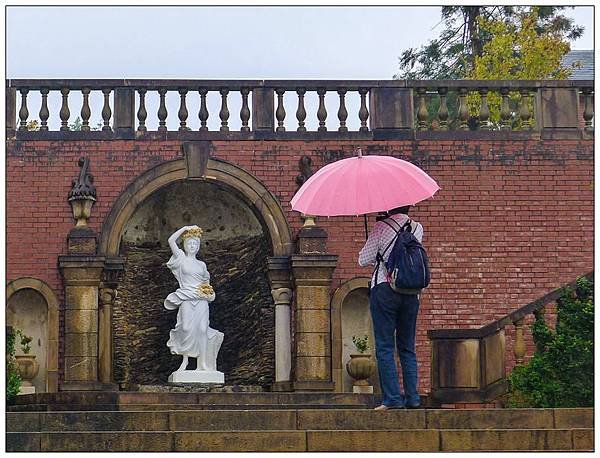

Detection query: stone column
(291, 224), (338, 391)
(98, 257), (123, 386)
(267, 256), (293, 391)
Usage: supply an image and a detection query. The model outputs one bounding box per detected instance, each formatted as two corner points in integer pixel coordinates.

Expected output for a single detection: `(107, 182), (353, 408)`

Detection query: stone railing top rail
(428, 270), (594, 340)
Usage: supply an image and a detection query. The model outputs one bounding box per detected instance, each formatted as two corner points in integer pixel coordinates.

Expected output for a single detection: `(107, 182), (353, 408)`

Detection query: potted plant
(6, 327), (22, 402)
(14, 329), (39, 392)
(346, 335), (375, 390)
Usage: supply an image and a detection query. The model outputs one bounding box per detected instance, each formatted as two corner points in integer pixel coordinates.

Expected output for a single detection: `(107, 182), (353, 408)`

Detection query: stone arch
(6, 277), (59, 392)
(331, 277), (378, 392)
(100, 157), (293, 257)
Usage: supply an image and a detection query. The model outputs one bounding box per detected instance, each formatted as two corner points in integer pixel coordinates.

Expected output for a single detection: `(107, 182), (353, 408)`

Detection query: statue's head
(182, 227), (203, 255)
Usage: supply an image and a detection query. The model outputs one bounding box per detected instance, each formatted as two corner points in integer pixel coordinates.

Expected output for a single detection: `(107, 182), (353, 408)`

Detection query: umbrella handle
(363, 214), (368, 241)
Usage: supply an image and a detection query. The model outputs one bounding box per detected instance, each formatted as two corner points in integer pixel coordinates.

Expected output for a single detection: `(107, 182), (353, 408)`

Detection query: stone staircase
(6, 392), (594, 452)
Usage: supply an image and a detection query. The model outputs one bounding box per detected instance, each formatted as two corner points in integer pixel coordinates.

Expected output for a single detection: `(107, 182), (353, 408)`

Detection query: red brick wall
(7, 138), (594, 393)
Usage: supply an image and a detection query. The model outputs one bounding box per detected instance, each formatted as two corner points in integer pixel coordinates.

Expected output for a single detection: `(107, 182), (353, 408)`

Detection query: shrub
(6, 328), (22, 401)
(507, 276), (594, 407)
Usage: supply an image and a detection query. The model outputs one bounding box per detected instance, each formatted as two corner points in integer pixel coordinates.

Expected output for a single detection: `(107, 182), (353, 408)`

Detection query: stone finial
(68, 157), (96, 229)
(69, 157), (97, 201)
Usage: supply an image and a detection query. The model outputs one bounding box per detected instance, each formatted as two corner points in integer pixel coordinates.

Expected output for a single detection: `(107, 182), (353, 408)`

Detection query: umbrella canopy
(291, 152), (440, 216)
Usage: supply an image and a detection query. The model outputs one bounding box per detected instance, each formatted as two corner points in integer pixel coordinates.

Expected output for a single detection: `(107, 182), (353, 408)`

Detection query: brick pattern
(7, 139), (593, 393)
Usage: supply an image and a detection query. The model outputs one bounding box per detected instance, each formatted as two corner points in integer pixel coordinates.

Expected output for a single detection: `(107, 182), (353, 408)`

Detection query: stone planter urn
(15, 355), (39, 394)
(346, 354), (375, 393)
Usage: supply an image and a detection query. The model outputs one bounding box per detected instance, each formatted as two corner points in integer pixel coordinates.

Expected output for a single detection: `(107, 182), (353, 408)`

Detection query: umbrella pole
(363, 214), (369, 240)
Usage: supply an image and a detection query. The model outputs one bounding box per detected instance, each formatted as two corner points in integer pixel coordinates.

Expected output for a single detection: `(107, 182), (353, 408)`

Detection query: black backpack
(376, 218), (430, 293)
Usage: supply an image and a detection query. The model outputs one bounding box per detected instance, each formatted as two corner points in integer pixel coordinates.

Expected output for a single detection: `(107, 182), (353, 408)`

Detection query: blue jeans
(369, 282), (420, 407)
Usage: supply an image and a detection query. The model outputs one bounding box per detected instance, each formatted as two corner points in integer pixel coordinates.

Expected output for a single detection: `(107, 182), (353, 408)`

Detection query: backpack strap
(373, 218), (403, 283)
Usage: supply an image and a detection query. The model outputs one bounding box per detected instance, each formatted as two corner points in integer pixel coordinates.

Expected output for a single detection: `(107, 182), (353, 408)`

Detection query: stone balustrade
(427, 271), (594, 405)
(6, 79), (593, 140)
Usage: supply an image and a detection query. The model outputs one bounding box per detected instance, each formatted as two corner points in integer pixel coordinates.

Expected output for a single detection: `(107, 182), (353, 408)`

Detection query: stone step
(8, 403), (371, 412)
(7, 408), (593, 432)
(7, 428), (594, 452)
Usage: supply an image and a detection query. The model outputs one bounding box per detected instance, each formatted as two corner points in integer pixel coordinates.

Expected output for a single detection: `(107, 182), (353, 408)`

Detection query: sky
(5, 5), (595, 131)
(6, 5), (595, 79)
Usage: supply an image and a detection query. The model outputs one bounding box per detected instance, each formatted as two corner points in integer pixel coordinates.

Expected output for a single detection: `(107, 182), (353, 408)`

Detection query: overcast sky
(6, 5), (595, 79)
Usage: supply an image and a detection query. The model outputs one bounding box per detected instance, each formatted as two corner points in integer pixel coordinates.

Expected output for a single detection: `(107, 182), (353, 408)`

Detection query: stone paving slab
(298, 408), (426, 430)
(169, 410), (297, 431)
(307, 430), (440, 452)
(440, 428), (575, 451)
(174, 431), (306, 452)
(427, 408), (555, 429)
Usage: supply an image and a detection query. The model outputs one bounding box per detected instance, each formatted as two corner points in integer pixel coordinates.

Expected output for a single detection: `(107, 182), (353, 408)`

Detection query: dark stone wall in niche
(113, 235), (274, 387)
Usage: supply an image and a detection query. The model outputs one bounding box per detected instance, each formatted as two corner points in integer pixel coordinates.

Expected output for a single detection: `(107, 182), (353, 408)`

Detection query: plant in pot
(14, 329), (39, 393)
(346, 335), (376, 392)
(6, 327), (22, 402)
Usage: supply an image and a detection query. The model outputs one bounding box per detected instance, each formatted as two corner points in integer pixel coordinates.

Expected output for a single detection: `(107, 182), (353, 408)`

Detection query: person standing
(359, 205), (423, 410)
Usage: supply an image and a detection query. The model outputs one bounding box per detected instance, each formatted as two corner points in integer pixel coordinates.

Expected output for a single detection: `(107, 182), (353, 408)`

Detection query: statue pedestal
(168, 370), (224, 384)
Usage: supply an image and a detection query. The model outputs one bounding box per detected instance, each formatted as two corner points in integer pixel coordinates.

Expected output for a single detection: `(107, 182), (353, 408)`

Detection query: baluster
(137, 89), (147, 132)
(18, 88), (29, 131)
(219, 88), (229, 132)
(275, 89), (286, 132)
(358, 88), (369, 132)
(518, 88), (532, 130)
(178, 88), (189, 131)
(317, 89), (327, 132)
(60, 88), (71, 131)
(157, 88), (168, 132)
(240, 88), (250, 132)
(101, 88), (112, 131)
(582, 88), (594, 132)
(337, 88), (348, 132)
(296, 88), (307, 132)
(513, 318), (526, 365)
(500, 88), (511, 130)
(478, 88), (490, 130)
(437, 87), (449, 131)
(198, 89), (209, 131)
(81, 88), (91, 131)
(458, 87), (469, 130)
(416, 87), (429, 131)
(39, 88), (49, 131)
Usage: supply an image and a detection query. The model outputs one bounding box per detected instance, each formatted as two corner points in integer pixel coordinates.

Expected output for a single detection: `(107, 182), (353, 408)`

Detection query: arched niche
(331, 277), (379, 393)
(6, 278), (59, 393)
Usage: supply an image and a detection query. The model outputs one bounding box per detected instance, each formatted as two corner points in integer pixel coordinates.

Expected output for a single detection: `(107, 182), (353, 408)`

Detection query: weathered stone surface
(65, 309), (97, 333)
(296, 332), (330, 357)
(113, 235), (274, 387)
(440, 429), (572, 451)
(6, 412), (40, 432)
(65, 286), (98, 309)
(296, 286), (330, 310)
(296, 309), (330, 333)
(169, 410), (296, 430)
(40, 432), (173, 452)
(65, 333), (98, 357)
(39, 411), (169, 431)
(298, 409), (426, 430)
(174, 431), (305, 452)
(427, 408), (554, 429)
(64, 356), (97, 381)
(296, 356), (330, 381)
(572, 428), (594, 450)
(307, 430), (439, 452)
(6, 432), (41, 452)
(553, 408), (593, 428)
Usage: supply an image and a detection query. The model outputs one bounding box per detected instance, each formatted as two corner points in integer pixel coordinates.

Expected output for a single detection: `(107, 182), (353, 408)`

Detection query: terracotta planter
(346, 353), (375, 386)
(15, 355), (39, 387)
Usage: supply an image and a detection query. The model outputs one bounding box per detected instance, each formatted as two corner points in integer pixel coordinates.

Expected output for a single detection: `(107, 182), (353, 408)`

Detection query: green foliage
(396, 6), (583, 80)
(507, 277), (594, 408)
(6, 329), (22, 402)
(16, 329), (32, 354)
(352, 335), (370, 353)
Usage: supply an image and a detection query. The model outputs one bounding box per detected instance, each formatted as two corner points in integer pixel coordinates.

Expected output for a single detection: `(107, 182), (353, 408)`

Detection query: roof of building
(562, 50), (594, 80)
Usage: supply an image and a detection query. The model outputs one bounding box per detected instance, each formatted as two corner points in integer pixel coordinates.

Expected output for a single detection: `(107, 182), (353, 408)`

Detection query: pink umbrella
(291, 149), (440, 217)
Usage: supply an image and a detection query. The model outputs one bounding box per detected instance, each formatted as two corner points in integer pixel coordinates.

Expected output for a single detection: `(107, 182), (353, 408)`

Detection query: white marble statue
(164, 225), (224, 383)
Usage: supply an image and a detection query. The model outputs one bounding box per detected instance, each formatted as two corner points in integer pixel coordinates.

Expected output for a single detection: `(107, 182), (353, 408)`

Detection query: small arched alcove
(331, 277), (380, 393)
(6, 278), (59, 393)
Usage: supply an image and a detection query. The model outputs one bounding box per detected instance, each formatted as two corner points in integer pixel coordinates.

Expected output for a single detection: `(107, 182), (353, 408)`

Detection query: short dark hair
(388, 205), (411, 215)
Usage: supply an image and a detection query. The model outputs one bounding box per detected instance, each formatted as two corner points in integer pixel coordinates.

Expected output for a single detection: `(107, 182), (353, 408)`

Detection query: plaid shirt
(358, 213), (424, 286)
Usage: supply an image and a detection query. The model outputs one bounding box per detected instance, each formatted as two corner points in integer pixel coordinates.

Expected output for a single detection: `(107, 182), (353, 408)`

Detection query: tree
(396, 6), (584, 80)
(467, 7), (575, 128)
